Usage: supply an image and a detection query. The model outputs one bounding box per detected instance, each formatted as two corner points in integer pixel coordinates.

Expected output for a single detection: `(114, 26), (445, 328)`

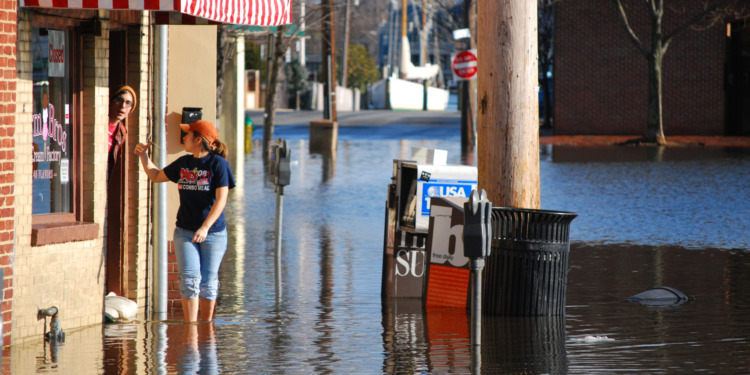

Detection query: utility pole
(420, 0), (427, 66)
(387, 1), (395, 76)
(342, 0), (351, 88)
(460, 0), (477, 152)
(322, 0), (337, 121)
(300, 0), (306, 66)
(311, 0), (339, 154)
(400, 0), (407, 79)
(477, 0), (540, 208)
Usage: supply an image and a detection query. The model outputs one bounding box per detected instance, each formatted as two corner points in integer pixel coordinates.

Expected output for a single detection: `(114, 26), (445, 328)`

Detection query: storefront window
(32, 27), (73, 215)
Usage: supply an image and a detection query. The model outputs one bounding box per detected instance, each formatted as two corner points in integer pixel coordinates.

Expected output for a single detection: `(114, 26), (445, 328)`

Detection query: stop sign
(452, 50), (477, 80)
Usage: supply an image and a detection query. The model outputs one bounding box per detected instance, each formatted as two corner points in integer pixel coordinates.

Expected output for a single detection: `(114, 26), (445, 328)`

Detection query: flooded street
(10, 121), (750, 374)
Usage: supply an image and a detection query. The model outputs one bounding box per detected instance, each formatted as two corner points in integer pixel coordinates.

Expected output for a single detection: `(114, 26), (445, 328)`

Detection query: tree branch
(664, 0), (733, 44)
(612, 0), (649, 57)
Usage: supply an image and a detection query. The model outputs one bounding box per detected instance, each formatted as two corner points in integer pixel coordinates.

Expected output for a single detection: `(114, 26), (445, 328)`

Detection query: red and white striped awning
(19, 0), (292, 25)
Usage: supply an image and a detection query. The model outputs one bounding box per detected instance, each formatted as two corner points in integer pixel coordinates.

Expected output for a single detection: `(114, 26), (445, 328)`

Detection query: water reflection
(381, 302), (568, 374)
(381, 299), (430, 373)
(165, 322), (218, 374)
(481, 316), (567, 374)
(310, 224), (335, 373)
(105, 320), (220, 374)
(102, 323), (137, 373)
(310, 146), (336, 182)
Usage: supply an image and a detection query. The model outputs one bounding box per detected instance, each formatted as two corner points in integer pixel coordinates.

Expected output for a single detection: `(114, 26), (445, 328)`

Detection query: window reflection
(32, 27), (73, 215)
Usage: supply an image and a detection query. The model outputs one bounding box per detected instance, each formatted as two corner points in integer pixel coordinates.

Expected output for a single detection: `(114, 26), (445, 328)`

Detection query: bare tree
(262, 25), (288, 160)
(258, 3), (326, 160)
(613, 0), (749, 145)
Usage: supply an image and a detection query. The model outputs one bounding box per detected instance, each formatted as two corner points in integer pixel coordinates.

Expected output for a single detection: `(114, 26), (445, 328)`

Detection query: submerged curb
(540, 135), (750, 148)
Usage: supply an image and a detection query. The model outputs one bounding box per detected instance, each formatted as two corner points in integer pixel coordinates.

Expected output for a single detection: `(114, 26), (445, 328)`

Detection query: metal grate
(484, 207), (577, 316)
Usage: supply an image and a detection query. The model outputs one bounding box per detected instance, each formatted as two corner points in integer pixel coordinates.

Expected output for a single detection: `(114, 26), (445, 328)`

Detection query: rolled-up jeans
(173, 227), (228, 301)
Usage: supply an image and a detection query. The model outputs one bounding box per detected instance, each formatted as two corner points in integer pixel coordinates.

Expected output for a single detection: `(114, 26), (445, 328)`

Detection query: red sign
(452, 50), (477, 80)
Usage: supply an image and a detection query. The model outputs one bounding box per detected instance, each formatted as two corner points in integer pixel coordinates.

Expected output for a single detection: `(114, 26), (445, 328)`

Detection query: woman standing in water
(134, 120), (235, 322)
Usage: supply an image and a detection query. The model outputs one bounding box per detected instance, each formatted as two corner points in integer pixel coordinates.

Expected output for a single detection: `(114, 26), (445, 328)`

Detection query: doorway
(726, 22), (750, 135)
(107, 29), (130, 297)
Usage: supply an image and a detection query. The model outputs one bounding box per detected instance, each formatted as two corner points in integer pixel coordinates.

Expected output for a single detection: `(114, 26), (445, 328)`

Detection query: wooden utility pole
(477, 0), (540, 209)
(460, 0), (476, 152)
(400, 0), (408, 79)
(401, 0), (407, 40)
(311, 0), (339, 155)
(342, 0), (351, 88)
(322, 0), (337, 121)
(420, 0), (427, 66)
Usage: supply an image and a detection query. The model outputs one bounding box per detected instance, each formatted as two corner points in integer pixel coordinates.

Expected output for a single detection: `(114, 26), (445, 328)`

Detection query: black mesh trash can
(483, 207), (577, 316)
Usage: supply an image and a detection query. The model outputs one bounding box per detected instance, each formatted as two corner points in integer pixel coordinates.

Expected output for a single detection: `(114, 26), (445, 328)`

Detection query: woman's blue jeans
(173, 227), (228, 301)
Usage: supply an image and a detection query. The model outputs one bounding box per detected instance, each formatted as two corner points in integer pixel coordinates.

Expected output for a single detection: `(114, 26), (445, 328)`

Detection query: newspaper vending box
(381, 148), (477, 299)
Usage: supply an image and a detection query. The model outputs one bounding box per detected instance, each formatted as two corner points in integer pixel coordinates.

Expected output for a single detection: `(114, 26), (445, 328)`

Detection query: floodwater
(10, 122), (750, 374)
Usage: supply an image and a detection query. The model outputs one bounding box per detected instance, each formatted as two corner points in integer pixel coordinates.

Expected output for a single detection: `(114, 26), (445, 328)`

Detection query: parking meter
(269, 138), (291, 290)
(463, 189), (492, 348)
(269, 138), (291, 192)
(463, 189), (492, 259)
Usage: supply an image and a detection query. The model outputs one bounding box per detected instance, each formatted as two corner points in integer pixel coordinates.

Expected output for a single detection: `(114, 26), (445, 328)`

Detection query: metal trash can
(483, 207), (577, 316)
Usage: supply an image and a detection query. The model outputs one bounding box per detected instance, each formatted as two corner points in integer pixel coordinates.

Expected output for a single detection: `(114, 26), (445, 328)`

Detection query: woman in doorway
(134, 120), (235, 322)
(108, 86), (136, 179)
(107, 86), (136, 297)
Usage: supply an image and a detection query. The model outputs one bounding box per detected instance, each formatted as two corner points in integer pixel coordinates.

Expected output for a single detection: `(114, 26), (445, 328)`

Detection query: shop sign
(48, 30), (65, 77)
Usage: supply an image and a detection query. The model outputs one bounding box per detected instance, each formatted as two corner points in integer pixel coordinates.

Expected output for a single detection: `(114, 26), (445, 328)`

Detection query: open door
(106, 29), (129, 297)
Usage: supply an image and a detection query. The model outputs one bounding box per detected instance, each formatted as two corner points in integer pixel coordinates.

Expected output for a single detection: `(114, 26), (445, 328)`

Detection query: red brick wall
(554, 0), (726, 135)
(0, 0), (16, 348)
(167, 240), (182, 310)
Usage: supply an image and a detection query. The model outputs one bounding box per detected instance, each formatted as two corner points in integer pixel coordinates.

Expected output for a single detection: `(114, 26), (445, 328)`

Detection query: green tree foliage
(340, 44), (380, 91)
(245, 43), (268, 81)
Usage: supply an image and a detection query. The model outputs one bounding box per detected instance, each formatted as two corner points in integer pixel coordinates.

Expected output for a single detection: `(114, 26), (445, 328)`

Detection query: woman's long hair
(196, 132), (228, 159)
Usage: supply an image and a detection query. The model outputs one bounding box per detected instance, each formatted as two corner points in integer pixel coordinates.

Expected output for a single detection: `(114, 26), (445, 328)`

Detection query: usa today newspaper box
(381, 148), (477, 299)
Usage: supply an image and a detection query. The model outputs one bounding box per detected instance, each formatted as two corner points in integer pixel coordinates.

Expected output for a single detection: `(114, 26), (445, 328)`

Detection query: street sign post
(452, 49), (477, 81)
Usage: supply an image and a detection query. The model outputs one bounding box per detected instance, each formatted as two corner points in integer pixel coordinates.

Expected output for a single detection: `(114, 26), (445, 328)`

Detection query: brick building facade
(554, 1), (747, 136)
(0, 3), (260, 371)
(10, 10), (153, 347)
(0, 0), (17, 349)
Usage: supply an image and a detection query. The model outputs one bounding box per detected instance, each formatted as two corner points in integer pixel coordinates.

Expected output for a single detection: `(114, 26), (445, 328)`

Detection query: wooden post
(420, 0), (427, 66)
(477, 0), (540, 209)
(399, 0), (408, 80)
(460, 0), (477, 151)
(322, 0), (337, 121)
(342, 0), (351, 88)
(313, 0), (339, 154)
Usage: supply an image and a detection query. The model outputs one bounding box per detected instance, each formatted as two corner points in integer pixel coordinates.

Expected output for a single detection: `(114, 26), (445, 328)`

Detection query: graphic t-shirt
(163, 153), (236, 232)
(108, 122), (118, 153)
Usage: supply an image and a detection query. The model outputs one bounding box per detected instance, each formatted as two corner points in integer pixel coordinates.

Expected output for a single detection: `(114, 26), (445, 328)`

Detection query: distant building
(554, 1), (750, 136)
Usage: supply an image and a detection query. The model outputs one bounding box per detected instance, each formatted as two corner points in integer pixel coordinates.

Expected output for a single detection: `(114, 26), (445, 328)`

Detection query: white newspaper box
(396, 161), (477, 234)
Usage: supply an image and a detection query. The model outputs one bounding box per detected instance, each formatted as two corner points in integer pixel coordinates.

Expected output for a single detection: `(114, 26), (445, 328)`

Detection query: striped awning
(19, 0), (292, 25)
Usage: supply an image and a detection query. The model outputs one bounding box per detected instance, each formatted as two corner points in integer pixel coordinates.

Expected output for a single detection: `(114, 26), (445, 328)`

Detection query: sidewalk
(540, 134), (750, 147)
(245, 109), (460, 127)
